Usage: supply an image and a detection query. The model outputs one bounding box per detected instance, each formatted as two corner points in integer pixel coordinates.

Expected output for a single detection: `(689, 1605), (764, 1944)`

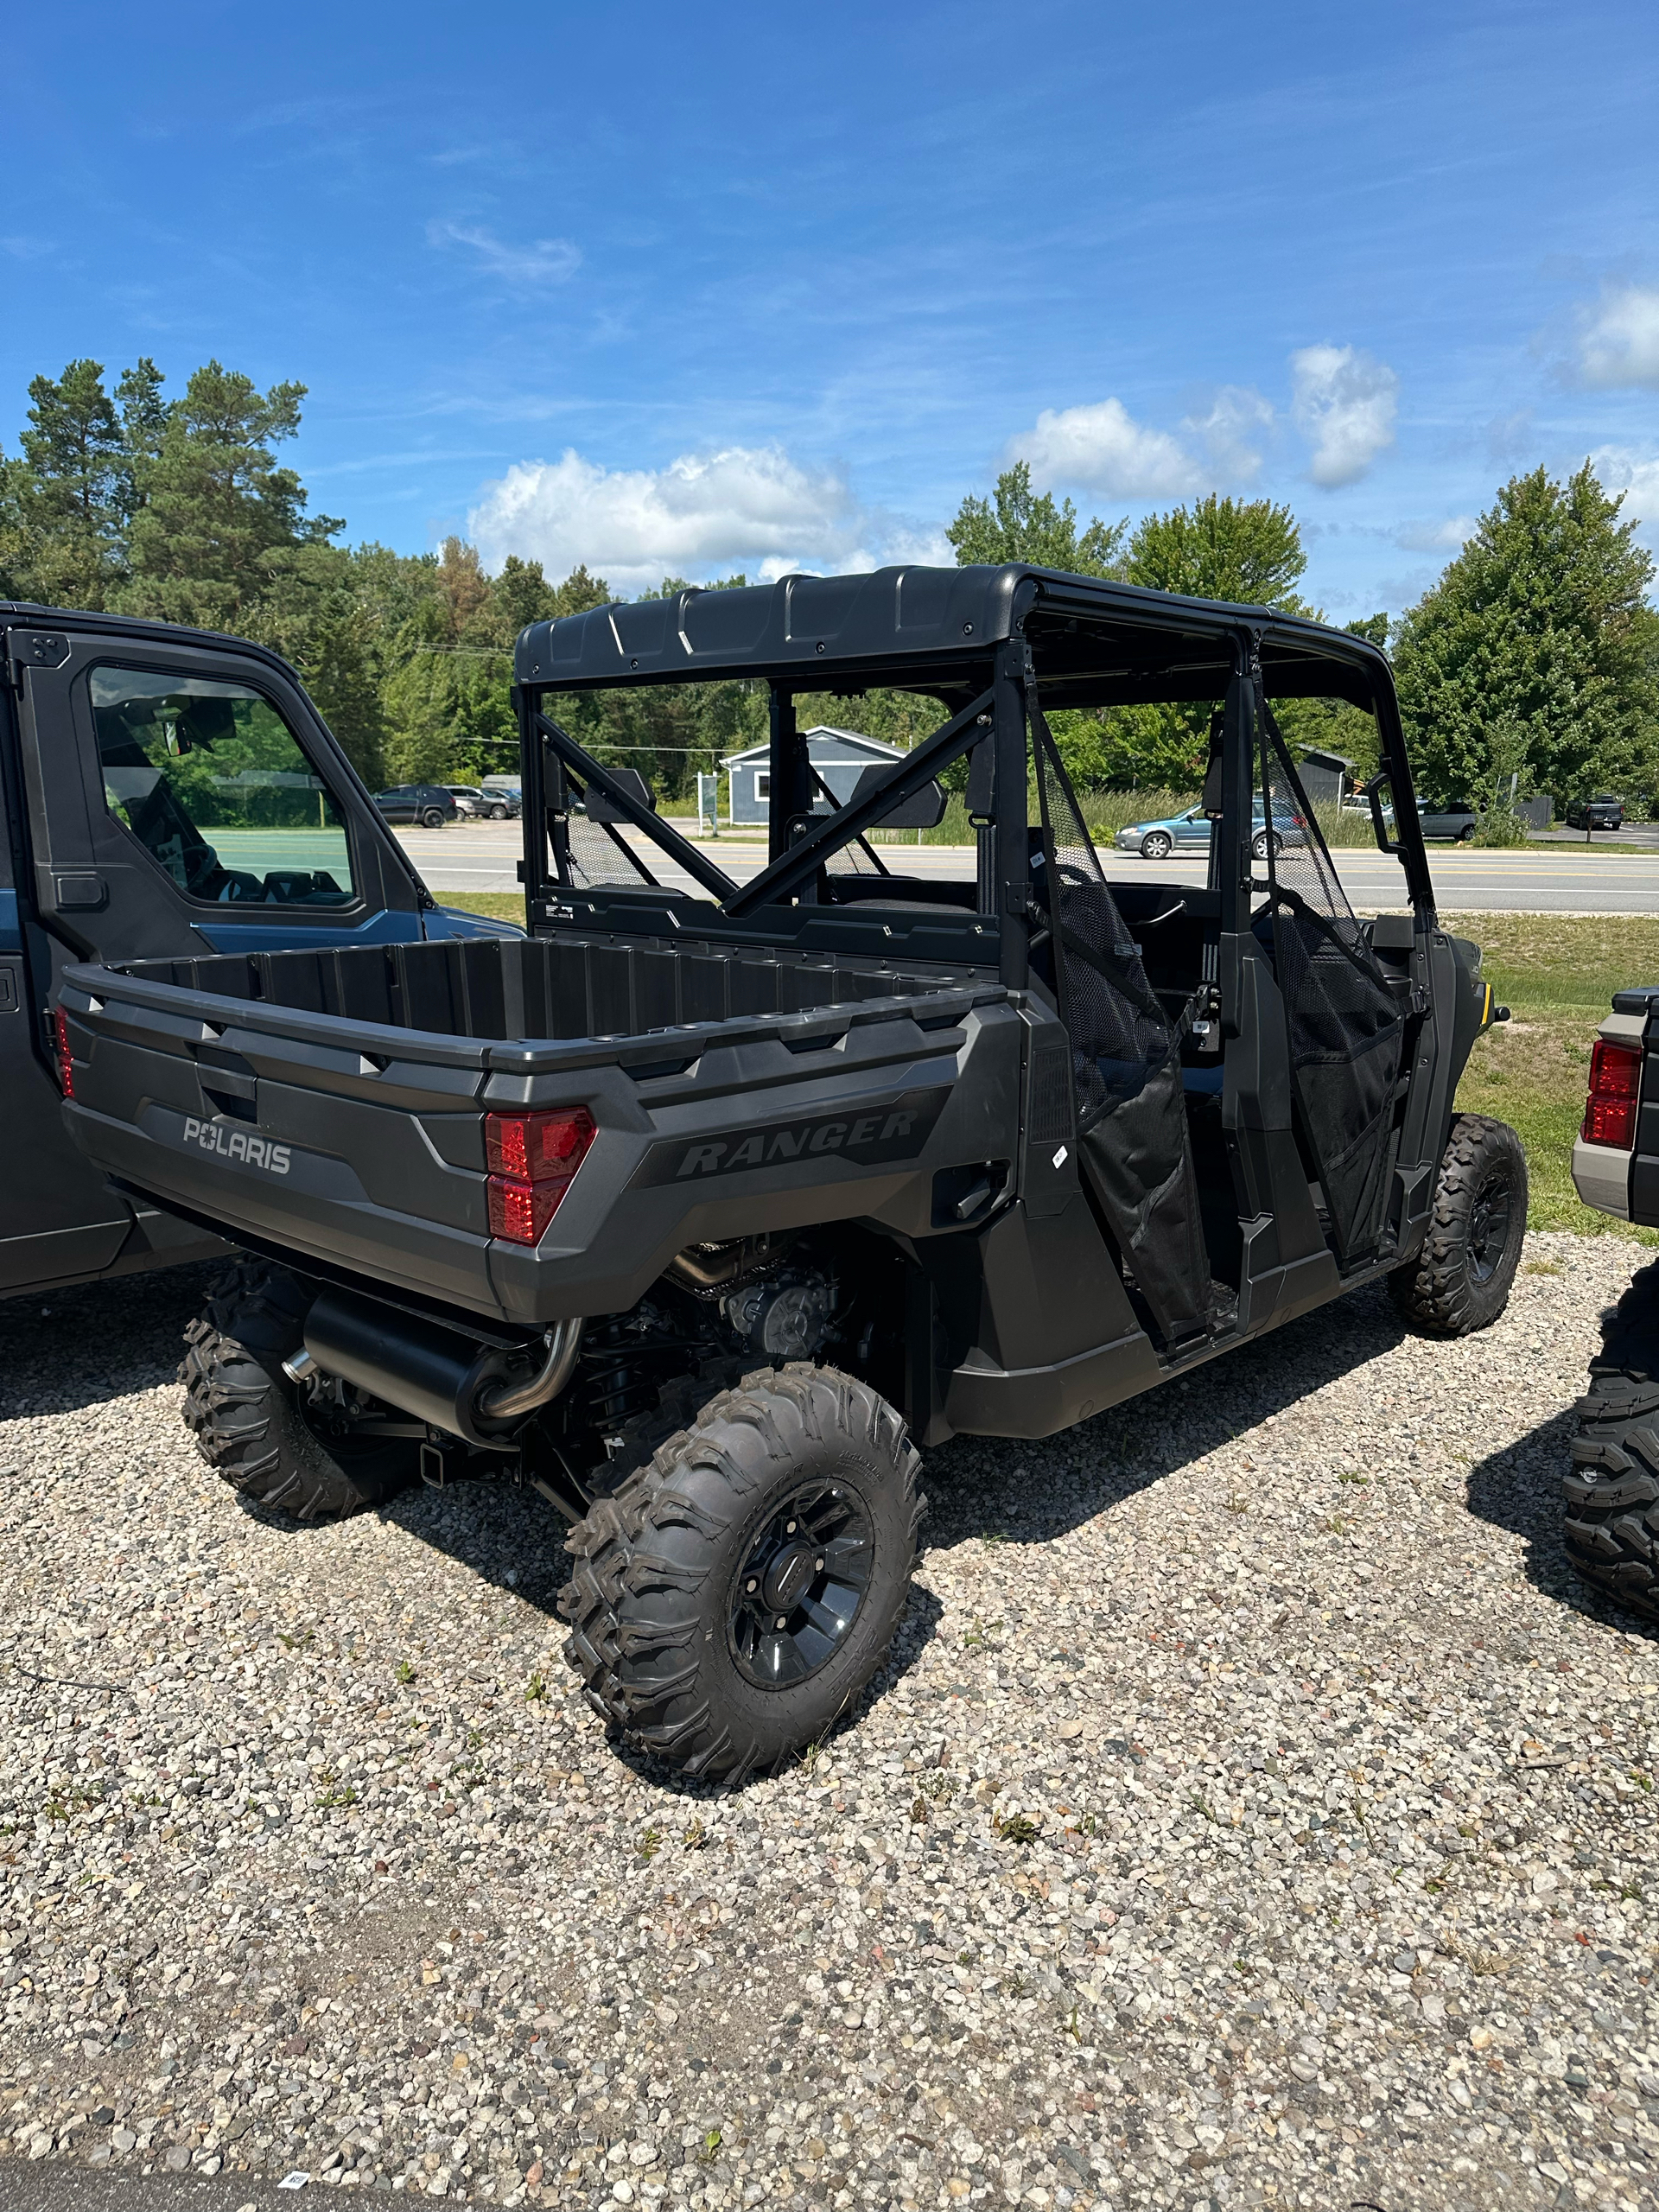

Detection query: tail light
(484, 1106), (594, 1243)
(1582, 1039), (1643, 1148)
(51, 1007), (74, 1098)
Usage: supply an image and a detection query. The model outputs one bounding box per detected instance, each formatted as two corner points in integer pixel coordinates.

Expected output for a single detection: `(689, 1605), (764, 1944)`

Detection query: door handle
(53, 874), (106, 910)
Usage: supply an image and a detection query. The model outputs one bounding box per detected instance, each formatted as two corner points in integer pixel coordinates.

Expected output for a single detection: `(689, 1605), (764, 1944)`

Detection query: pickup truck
(0, 607), (516, 1304)
(57, 563), (1523, 1780)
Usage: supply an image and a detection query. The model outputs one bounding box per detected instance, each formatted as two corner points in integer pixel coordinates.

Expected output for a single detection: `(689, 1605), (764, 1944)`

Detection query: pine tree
(13, 359), (128, 607)
(118, 362), (343, 633)
(1393, 463), (1659, 810)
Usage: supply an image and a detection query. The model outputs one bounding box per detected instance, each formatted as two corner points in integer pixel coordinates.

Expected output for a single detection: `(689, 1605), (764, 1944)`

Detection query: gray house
(721, 726), (906, 827)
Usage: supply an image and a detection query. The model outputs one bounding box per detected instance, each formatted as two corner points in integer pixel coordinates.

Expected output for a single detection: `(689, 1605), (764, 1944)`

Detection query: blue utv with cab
(0, 604), (517, 1301)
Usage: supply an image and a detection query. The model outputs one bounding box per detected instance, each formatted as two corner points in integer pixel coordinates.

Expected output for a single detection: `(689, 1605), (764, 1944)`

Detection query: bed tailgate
(55, 963), (1018, 1325)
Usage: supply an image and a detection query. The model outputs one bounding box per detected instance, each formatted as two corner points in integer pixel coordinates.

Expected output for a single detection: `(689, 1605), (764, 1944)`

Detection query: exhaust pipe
(297, 1289), (582, 1446)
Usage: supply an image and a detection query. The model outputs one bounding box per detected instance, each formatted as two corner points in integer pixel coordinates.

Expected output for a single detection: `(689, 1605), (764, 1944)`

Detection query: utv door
(5, 625), (418, 969)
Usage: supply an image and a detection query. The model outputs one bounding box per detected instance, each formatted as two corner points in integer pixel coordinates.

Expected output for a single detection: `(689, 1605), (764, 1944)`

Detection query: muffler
(295, 1289), (582, 1446)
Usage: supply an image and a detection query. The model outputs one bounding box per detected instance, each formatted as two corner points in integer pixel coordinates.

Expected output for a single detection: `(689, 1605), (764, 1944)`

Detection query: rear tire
(179, 1260), (417, 1521)
(1389, 1113), (1527, 1335)
(1564, 1264), (1659, 1624)
(557, 1363), (923, 1780)
(421, 808), (445, 829)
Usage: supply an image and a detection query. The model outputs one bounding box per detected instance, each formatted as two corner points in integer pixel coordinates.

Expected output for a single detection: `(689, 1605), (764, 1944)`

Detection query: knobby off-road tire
(179, 1259), (416, 1521)
(558, 1363), (924, 1781)
(1564, 1263), (1659, 1624)
(1389, 1112), (1527, 1336)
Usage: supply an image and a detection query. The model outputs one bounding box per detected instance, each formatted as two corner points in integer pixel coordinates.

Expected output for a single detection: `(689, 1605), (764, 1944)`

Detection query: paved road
(401, 823), (1659, 915)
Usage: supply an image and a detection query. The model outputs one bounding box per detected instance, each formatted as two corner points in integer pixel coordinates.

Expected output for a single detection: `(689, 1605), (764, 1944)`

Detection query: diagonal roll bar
(534, 714), (740, 903)
(721, 685), (996, 918)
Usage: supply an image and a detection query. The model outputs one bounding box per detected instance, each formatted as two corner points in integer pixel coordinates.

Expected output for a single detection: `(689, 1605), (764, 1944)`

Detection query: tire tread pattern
(1564, 1261), (1659, 1623)
(178, 1259), (411, 1522)
(1389, 1112), (1527, 1337)
(557, 1360), (923, 1781)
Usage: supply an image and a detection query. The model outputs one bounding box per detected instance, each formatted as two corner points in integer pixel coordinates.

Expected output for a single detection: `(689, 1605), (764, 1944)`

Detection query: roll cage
(511, 562), (1433, 987)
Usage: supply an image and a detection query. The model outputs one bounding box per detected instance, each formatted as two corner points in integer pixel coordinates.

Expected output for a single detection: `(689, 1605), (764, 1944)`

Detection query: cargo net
(813, 771), (883, 877)
(1028, 691), (1217, 1345)
(1256, 698), (1403, 1262)
(1030, 722), (1173, 1129)
(560, 779), (660, 890)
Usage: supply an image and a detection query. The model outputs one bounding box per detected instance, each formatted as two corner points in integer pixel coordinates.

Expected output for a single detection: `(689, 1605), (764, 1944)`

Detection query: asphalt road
(400, 822), (1659, 915)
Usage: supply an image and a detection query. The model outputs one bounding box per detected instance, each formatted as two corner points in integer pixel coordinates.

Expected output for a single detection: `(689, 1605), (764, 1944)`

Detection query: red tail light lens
(484, 1106), (595, 1243)
(1582, 1039), (1642, 1148)
(52, 1007), (74, 1098)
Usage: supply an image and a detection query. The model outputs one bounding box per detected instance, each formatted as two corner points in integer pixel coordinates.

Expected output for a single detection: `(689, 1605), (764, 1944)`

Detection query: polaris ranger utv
(0, 607), (517, 1301)
(55, 564), (1525, 1778)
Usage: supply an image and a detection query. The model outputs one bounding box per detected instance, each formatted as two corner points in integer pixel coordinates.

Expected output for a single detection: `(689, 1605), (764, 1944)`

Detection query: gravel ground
(3, 1236), (1659, 2212)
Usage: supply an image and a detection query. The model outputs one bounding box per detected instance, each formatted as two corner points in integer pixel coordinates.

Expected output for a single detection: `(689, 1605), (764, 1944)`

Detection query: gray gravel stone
(3, 1240), (1659, 2211)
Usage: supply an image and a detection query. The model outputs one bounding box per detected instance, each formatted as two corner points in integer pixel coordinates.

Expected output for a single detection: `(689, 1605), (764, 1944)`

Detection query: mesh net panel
(1029, 690), (1216, 1344)
(563, 796), (659, 888)
(1029, 709), (1173, 1129)
(1257, 698), (1403, 1262)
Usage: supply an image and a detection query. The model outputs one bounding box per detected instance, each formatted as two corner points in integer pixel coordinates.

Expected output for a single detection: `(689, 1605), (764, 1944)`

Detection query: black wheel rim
(728, 1480), (874, 1688)
(1468, 1168), (1516, 1283)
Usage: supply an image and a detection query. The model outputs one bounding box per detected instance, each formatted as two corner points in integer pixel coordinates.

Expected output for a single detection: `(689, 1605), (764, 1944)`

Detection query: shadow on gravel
(918, 1278), (1412, 1553)
(0, 1261), (217, 1421)
(1465, 1409), (1659, 1641)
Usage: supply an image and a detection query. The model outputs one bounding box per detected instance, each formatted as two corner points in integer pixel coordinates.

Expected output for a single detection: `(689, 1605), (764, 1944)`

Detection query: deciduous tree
(1392, 463), (1659, 809)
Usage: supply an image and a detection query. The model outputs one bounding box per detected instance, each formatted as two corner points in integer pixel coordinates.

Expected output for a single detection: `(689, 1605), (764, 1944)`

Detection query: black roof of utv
(514, 563), (1389, 711)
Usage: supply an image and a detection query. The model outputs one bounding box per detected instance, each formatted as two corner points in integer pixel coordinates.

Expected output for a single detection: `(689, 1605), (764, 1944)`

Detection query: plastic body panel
(58, 934), (1019, 1326)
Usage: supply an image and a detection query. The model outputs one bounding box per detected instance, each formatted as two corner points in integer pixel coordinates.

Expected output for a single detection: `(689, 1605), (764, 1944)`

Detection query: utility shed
(721, 726), (905, 825)
(1297, 747), (1354, 806)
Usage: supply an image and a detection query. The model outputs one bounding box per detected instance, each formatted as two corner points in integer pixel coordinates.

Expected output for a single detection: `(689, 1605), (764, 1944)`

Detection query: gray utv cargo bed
(58, 931), (1014, 1327)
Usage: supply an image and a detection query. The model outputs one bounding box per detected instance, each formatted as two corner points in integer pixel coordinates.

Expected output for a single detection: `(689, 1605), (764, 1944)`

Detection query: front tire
(179, 1261), (417, 1521)
(1565, 1264), (1659, 1623)
(1141, 830), (1173, 861)
(558, 1364), (923, 1780)
(1389, 1113), (1527, 1335)
(487, 804), (507, 820)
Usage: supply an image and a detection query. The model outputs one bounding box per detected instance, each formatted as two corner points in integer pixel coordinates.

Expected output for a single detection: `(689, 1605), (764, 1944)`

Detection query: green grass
(437, 893), (1655, 1245)
(1446, 912), (1659, 1244)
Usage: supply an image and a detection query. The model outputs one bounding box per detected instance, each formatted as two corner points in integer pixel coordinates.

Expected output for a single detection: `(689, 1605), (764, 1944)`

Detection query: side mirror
(845, 763), (946, 830)
(584, 766), (657, 823)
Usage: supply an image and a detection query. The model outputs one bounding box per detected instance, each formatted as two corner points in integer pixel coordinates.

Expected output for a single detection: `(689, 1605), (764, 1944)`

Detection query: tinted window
(92, 667), (355, 906)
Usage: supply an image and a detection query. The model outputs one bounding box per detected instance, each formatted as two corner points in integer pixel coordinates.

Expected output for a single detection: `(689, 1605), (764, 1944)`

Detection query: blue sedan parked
(1114, 799), (1306, 861)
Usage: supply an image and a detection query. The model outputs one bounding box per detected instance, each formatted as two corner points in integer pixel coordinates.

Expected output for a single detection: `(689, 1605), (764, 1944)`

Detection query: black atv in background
(0, 607), (517, 1303)
(57, 563), (1526, 1777)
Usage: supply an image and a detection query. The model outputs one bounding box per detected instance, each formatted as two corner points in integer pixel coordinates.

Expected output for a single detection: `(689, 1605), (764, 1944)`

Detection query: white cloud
(1577, 286), (1659, 390)
(427, 219), (581, 288)
(469, 443), (875, 594)
(1006, 397), (1202, 500)
(1589, 446), (1659, 554)
(1181, 385), (1274, 482)
(1290, 344), (1399, 487)
(1393, 514), (1476, 554)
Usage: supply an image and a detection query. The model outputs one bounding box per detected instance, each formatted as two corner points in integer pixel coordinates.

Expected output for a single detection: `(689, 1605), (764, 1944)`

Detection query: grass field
(438, 894), (1655, 1244)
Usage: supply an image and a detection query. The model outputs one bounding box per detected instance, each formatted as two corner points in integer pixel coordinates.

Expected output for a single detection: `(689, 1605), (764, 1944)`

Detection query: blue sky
(5, 0), (1657, 614)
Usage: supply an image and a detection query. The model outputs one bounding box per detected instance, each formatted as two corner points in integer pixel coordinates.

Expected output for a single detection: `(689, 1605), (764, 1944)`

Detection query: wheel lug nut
(746, 1579), (759, 1593)
(775, 1616), (787, 1630)
(785, 1521), (797, 1534)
